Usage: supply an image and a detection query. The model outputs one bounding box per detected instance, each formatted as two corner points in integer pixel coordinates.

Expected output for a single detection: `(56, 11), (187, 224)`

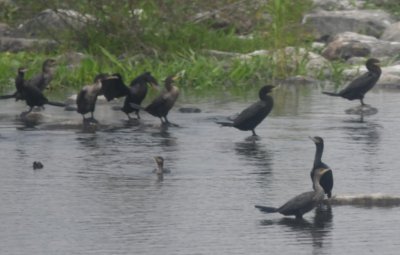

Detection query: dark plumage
(309, 136), (333, 198)
(255, 168), (330, 219)
(322, 58), (381, 106)
(216, 85), (274, 136)
(76, 74), (111, 121)
(101, 72), (159, 119)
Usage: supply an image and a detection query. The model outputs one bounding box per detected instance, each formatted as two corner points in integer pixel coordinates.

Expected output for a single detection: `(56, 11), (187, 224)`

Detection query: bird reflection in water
(151, 128), (178, 148)
(260, 205), (333, 250)
(234, 141), (273, 174)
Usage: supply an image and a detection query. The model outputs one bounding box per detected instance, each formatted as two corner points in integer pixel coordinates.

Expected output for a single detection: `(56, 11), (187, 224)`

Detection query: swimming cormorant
(255, 168), (330, 219)
(101, 72), (159, 119)
(216, 85), (274, 136)
(322, 58), (381, 106)
(309, 136), (333, 198)
(153, 156), (171, 175)
(130, 75), (179, 125)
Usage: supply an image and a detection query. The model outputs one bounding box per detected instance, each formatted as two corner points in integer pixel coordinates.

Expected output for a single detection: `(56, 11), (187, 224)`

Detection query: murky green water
(0, 86), (399, 254)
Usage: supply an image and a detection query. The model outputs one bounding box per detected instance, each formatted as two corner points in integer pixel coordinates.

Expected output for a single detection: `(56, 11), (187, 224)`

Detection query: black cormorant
(255, 168), (330, 219)
(216, 85), (274, 136)
(309, 136), (333, 198)
(153, 156), (171, 175)
(76, 74), (112, 121)
(130, 75), (179, 124)
(322, 58), (381, 106)
(101, 72), (159, 119)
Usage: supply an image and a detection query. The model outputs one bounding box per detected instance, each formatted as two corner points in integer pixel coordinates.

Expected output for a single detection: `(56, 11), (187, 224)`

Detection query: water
(0, 86), (399, 254)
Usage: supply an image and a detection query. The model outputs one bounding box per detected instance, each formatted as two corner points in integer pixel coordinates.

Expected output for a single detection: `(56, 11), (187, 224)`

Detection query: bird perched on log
(101, 72), (159, 120)
(322, 58), (381, 106)
(129, 75), (179, 125)
(255, 168), (330, 219)
(216, 85), (274, 136)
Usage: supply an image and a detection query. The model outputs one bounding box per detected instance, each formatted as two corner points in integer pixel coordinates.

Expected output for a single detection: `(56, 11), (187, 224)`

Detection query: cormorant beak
(20, 68), (28, 73)
(309, 136), (317, 143)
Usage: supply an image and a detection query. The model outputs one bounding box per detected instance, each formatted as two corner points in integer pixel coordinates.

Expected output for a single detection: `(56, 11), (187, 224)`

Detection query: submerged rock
(345, 105), (378, 115)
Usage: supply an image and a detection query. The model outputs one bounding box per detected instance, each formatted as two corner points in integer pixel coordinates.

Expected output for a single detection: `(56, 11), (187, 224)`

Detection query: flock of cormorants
(0, 57), (382, 219)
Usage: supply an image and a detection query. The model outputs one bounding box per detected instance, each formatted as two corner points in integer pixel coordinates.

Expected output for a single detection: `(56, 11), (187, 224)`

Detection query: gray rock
(0, 22), (11, 36)
(303, 10), (394, 38)
(381, 22), (400, 42)
(312, 0), (366, 11)
(0, 36), (57, 52)
(322, 32), (400, 60)
(14, 9), (94, 38)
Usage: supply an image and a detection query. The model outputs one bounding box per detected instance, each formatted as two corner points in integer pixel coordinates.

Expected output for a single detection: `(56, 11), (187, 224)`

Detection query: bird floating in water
(153, 156), (171, 175)
(216, 85), (274, 136)
(322, 58), (381, 106)
(255, 168), (330, 219)
(309, 136), (333, 198)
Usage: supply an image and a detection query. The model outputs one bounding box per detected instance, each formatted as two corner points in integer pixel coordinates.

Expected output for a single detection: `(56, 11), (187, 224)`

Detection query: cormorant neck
(313, 175), (324, 193)
(367, 64), (381, 75)
(313, 142), (323, 167)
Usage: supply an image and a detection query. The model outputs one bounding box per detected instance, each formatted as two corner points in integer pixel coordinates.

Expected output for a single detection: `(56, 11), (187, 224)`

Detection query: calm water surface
(0, 86), (399, 254)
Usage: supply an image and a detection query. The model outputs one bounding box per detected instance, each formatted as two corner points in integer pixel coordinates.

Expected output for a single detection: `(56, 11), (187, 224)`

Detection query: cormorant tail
(322, 91), (340, 97)
(129, 103), (145, 110)
(215, 120), (234, 127)
(47, 101), (66, 107)
(255, 205), (278, 213)
(0, 93), (16, 99)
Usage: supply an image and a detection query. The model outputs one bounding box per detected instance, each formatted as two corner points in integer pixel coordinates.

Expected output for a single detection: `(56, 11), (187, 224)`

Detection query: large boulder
(0, 36), (57, 52)
(322, 32), (400, 60)
(303, 9), (394, 38)
(312, 0), (366, 11)
(381, 22), (400, 42)
(14, 9), (94, 38)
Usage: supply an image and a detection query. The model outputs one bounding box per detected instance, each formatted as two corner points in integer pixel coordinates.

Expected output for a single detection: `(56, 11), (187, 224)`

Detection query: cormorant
(0, 59), (56, 100)
(153, 156), (171, 175)
(216, 85), (274, 136)
(309, 136), (333, 198)
(255, 168), (330, 219)
(101, 72), (159, 119)
(16, 68), (65, 114)
(75, 73), (114, 121)
(130, 75), (179, 125)
(322, 58), (381, 106)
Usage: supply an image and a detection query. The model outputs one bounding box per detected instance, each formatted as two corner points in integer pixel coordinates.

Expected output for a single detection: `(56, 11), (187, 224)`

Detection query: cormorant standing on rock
(255, 168), (330, 219)
(322, 58), (381, 106)
(101, 72), (159, 119)
(130, 75), (179, 125)
(216, 85), (274, 136)
(309, 136), (333, 198)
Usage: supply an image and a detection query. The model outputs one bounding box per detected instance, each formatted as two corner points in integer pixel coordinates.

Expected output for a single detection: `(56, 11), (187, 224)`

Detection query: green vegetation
(0, 0), (322, 93)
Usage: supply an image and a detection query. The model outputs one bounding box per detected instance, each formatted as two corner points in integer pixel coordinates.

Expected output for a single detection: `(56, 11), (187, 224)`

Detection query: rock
(303, 10), (394, 38)
(345, 105), (378, 115)
(0, 22), (11, 36)
(0, 36), (57, 52)
(179, 107), (201, 113)
(14, 9), (95, 38)
(381, 22), (400, 42)
(312, 0), (366, 11)
(279, 75), (319, 86)
(322, 32), (400, 60)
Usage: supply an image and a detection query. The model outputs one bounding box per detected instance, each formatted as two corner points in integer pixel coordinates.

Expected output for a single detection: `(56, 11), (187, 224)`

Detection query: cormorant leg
(90, 112), (94, 119)
(136, 111), (141, 119)
(160, 117), (165, 124)
(125, 113), (132, 120)
(164, 116), (170, 124)
(252, 130), (257, 136)
(82, 114), (86, 121)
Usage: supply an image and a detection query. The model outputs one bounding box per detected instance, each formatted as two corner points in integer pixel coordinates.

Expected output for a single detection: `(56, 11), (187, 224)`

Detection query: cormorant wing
(25, 74), (45, 91)
(340, 72), (376, 94)
(233, 101), (266, 124)
(101, 78), (129, 101)
(145, 94), (167, 111)
(278, 191), (316, 213)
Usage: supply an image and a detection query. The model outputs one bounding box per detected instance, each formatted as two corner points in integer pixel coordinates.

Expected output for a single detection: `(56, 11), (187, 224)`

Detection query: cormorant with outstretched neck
(76, 73), (111, 121)
(101, 72), (159, 119)
(216, 85), (274, 136)
(0, 59), (56, 100)
(322, 58), (381, 106)
(255, 168), (330, 219)
(129, 75), (179, 124)
(309, 136), (333, 198)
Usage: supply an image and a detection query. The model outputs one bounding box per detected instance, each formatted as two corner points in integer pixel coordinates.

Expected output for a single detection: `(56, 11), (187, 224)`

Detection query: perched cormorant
(101, 72), (159, 119)
(309, 136), (333, 198)
(76, 73), (113, 121)
(255, 168), (330, 219)
(322, 58), (381, 106)
(0, 59), (56, 100)
(216, 85), (274, 136)
(153, 156), (171, 175)
(130, 75), (179, 125)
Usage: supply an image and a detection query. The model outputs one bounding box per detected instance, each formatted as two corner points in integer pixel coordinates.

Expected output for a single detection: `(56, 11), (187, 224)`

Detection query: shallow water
(0, 86), (399, 254)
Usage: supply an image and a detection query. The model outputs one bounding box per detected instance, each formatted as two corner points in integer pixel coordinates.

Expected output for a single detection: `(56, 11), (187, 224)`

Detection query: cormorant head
(309, 136), (324, 144)
(43, 59), (56, 68)
(259, 85), (275, 100)
(141, 72), (159, 88)
(18, 67), (28, 74)
(93, 73), (110, 82)
(366, 58), (380, 70)
(154, 156), (164, 169)
(164, 75), (179, 90)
